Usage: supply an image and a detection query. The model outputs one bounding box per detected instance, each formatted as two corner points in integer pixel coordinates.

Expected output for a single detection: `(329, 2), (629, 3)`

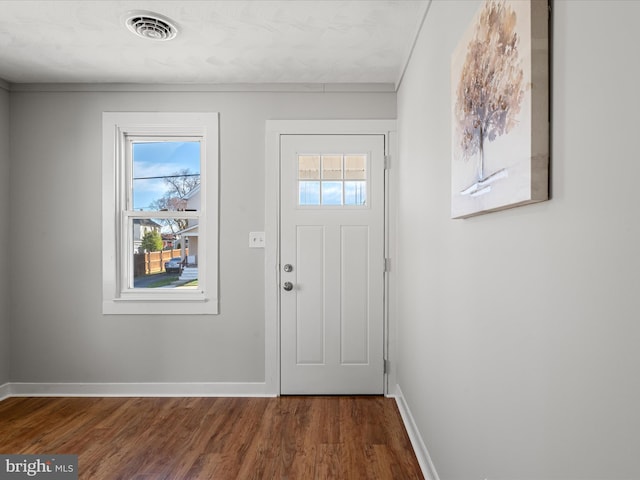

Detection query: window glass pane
(130, 218), (198, 289)
(345, 155), (366, 180)
(298, 155), (320, 180)
(322, 155), (343, 180)
(299, 181), (320, 205)
(344, 181), (367, 206)
(132, 141), (201, 212)
(321, 181), (343, 205)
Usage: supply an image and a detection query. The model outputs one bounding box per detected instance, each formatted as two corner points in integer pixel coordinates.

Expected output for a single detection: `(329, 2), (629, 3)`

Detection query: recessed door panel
(341, 225), (370, 365)
(296, 225), (325, 365)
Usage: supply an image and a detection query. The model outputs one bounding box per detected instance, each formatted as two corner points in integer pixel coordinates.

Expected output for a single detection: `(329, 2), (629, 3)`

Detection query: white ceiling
(0, 0), (429, 86)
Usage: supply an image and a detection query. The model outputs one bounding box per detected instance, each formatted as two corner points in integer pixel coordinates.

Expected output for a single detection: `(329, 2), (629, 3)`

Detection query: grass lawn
(147, 275), (180, 288)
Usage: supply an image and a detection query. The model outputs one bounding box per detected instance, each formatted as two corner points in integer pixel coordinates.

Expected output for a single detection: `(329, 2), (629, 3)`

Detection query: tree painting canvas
(451, 0), (548, 218)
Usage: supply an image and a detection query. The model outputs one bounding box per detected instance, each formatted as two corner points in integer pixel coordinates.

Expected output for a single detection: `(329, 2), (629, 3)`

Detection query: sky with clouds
(132, 141), (200, 211)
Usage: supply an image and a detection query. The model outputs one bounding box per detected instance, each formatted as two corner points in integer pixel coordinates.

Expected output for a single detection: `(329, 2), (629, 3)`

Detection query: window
(102, 112), (219, 314)
(298, 154), (368, 206)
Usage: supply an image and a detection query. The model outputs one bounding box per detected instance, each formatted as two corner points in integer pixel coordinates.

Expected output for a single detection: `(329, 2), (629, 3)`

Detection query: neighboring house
(132, 218), (162, 253)
(161, 233), (176, 250)
(177, 184), (200, 267)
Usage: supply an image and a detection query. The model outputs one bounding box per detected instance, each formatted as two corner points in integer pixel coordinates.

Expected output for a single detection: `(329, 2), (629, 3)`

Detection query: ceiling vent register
(125, 11), (178, 41)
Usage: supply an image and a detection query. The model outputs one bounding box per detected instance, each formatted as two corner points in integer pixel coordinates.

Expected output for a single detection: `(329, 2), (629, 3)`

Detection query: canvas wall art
(451, 0), (549, 219)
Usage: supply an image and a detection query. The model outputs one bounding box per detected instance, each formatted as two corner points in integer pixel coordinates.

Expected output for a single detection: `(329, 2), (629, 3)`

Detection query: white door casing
(264, 119), (396, 397)
(280, 134), (385, 394)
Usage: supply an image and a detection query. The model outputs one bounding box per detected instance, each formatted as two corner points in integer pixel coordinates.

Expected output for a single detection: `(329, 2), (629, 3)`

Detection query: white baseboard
(392, 384), (440, 480)
(0, 382), (10, 401)
(3, 382), (275, 398)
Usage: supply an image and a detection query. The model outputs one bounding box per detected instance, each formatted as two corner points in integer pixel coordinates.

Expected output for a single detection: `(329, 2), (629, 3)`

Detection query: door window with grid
(298, 154), (368, 206)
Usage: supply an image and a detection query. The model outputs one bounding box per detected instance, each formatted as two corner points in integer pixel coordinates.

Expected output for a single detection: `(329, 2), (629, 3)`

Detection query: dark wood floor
(0, 396), (423, 479)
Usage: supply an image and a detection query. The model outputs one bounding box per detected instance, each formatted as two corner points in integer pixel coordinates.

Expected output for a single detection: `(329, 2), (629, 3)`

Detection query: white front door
(280, 134), (385, 394)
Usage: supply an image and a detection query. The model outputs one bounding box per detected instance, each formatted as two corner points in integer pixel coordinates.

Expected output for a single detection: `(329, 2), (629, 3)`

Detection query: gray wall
(396, 1), (640, 479)
(9, 89), (395, 383)
(0, 86), (9, 385)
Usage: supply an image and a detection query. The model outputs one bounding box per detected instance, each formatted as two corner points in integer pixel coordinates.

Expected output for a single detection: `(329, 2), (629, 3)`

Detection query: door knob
(283, 281), (294, 291)
(283, 264), (293, 272)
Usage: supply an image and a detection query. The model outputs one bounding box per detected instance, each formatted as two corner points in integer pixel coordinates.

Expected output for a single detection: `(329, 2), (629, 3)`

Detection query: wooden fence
(134, 248), (188, 277)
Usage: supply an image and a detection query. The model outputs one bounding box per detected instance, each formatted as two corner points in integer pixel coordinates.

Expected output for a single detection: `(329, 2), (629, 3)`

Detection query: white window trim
(102, 112), (219, 315)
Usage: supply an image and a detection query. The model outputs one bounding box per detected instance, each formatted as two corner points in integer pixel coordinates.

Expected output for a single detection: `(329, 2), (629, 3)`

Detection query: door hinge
(384, 155), (391, 170)
(384, 258), (391, 272)
(384, 359), (390, 374)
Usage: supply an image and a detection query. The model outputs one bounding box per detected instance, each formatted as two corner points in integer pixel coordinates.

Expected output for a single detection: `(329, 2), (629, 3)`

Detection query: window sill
(103, 297), (218, 315)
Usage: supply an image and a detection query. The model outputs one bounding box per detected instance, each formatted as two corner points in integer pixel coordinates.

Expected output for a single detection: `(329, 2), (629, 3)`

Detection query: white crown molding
(322, 83), (395, 93)
(395, 0), (433, 91)
(2, 382), (274, 398)
(392, 384), (441, 480)
(8, 82), (395, 94)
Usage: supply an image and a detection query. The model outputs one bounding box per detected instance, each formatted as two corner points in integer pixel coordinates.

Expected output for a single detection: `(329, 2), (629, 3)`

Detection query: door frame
(264, 120), (397, 396)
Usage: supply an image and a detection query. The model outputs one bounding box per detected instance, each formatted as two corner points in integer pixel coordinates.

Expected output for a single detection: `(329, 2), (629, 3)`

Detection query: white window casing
(102, 112), (219, 314)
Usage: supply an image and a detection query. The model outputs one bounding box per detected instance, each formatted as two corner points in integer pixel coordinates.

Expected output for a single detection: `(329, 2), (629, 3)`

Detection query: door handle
(283, 281), (294, 291)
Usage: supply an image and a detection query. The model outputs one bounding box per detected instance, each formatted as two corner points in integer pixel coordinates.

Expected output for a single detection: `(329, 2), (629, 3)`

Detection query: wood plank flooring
(0, 396), (423, 479)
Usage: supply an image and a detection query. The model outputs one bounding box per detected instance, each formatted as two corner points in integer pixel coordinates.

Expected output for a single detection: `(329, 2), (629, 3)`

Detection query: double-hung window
(102, 112), (219, 314)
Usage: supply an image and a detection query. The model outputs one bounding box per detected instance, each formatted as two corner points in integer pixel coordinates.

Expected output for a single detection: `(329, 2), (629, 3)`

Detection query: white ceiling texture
(0, 0), (429, 86)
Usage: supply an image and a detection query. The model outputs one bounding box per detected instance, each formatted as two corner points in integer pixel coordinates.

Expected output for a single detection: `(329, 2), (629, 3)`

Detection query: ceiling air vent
(125, 11), (178, 41)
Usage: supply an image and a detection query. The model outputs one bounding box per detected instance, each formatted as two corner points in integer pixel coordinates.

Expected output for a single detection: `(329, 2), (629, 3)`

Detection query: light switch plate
(249, 231), (265, 248)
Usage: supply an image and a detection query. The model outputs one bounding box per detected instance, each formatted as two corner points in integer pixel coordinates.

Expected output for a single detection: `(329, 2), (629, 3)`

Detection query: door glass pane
(322, 155), (342, 180)
(298, 155), (320, 180)
(132, 141), (201, 212)
(321, 181), (342, 205)
(345, 155), (366, 180)
(344, 181), (367, 205)
(299, 181), (320, 205)
(297, 153), (368, 207)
